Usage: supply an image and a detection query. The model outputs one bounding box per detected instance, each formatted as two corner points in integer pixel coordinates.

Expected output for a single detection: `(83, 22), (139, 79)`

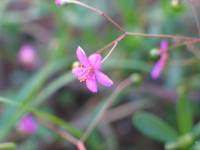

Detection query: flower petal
(151, 55), (168, 79)
(89, 53), (102, 69)
(55, 0), (64, 5)
(86, 75), (98, 93)
(72, 67), (90, 81)
(160, 40), (168, 54)
(95, 71), (113, 87)
(76, 46), (90, 66)
(17, 115), (38, 134)
(72, 67), (82, 78)
(151, 61), (162, 79)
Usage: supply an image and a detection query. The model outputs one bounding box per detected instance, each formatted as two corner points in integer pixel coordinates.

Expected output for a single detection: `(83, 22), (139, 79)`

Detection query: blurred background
(0, 0), (200, 149)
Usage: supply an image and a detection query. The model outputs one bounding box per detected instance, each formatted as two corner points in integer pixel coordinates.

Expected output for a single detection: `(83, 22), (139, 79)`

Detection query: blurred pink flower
(55, 0), (64, 5)
(151, 40), (169, 79)
(72, 46), (113, 93)
(18, 45), (37, 68)
(17, 114), (38, 135)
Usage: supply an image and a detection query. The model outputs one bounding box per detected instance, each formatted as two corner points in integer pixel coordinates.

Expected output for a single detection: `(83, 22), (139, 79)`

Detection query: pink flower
(55, 0), (64, 5)
(151, 40), (169, 79)
(17, 114), (38, 135)
(72, 46), (113, 93)
(18, 45), (37, 68)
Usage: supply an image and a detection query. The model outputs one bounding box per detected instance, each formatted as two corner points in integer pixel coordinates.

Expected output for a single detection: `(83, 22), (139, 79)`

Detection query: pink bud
(17, 114), (38, 135)
(55, 0), (64, 5)
(151, 40), (169, 79)
(18, 45), (37, 69)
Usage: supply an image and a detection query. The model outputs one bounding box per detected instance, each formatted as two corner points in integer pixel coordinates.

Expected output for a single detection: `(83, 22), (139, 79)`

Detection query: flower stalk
(101, 41), (118, 63)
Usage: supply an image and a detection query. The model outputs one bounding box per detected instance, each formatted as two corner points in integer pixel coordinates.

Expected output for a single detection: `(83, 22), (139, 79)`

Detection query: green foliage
(176, 86), (193, 135)
(0, 142), (16, 150)
(0, 60), (67, 141)
(133, 112), (178, 143)
(0, 0), (200, 149)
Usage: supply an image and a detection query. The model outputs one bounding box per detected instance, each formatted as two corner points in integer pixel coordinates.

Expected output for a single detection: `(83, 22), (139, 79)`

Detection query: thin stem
(105, 99), (153, 123)
(61, 0), (200, 56)
(187, 0), (200, 37)
(62, 0), (200, 41)
(171, 57), (198, 66)
(39, 118), (86, 150)
(63, 0), (200, 42)
(97, 32), (200, 54)
(64, 0), (125, 32)
(125, 31), (198, 40)
(186, 44), (200, 60)
(80, 77), (133, 142)
(101, 41), (118, 63)
(98, 33), (126, 53)
(0, 97), (86, 150)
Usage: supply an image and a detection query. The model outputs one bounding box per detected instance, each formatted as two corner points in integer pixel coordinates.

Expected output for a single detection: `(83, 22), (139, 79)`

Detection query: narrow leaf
(133, 112), (178, 143)
(0, 142), (16, 150)
(176, 86), (193, 135)
(0, 59), (67, 141)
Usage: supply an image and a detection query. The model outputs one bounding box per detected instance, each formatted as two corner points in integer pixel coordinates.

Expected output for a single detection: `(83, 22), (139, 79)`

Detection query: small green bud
(130, 73), (142, 86)
(0, 142), (16, 150)
(165, 134), (193, 150)
(149, 48), (160, 61)
(171, 0), (179, 7)
(72, 61), (80, 69)
(171, 0), (182, 11)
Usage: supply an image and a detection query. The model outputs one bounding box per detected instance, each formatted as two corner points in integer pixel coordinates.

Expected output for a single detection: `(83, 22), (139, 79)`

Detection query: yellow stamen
(79, 67), (93, 82)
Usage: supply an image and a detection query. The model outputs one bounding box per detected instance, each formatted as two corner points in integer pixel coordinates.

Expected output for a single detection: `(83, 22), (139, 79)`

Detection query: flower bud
(171, 0), (182, 11)
(18, 45), (38, 69)
(149, 48), (160, 61)
(72, 61), (80, 69)
(130, 73), (142, 86)
(55, 0), (64, 5)
(17, 114), (38, 135)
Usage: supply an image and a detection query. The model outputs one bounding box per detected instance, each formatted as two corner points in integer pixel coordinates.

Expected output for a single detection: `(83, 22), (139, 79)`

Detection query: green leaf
(165, 133), (193, 150)
(176, 86), (193, 135)
(133, 112), (178, 143)
(0, 142), (16, 150)
(32, 72), (74, 106)
(191, 122), (200, 140)
(0, 96), (101, 150)
(34, 110), (81, 138)
(0, 59), (67, 141)
(192, 140), (200, 150)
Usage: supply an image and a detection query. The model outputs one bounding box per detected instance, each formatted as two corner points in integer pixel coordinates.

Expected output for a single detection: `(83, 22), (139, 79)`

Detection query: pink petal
(18, 45), (37, 68)
(76, 46), (90, 67)
(95, 71), (113, 87)
(86, 75), (98, 93)
(89, 53), (102, 69)
(151, 55), (168, 79)
(55, 0), (64, 5)
(17, 115), (38, 135)
(151, 40), (169, 79)
(160, 40), (168, 54)
(151, 61), (162, 79)
(72, 67), (82, 78)
(72, 67), (90, 81)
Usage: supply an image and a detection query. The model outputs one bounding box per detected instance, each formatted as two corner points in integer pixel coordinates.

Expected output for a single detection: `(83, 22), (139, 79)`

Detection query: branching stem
(80, 77), (133, 142)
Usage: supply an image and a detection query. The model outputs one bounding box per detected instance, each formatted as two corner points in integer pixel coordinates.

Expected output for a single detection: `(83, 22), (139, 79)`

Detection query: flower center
(79, 65), (94, 82)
